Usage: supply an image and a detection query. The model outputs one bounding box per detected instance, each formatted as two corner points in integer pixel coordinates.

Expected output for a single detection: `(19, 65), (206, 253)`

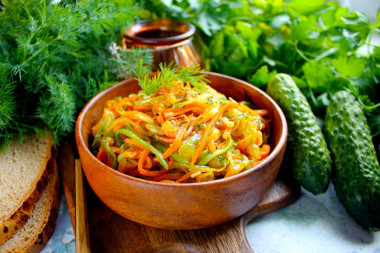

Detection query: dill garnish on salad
(91, 64), (271, 183)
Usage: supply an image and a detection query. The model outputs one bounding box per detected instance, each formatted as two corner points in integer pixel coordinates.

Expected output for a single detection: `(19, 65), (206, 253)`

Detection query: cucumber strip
(197, 138), (235, 166)
(115, 128), (168, 169)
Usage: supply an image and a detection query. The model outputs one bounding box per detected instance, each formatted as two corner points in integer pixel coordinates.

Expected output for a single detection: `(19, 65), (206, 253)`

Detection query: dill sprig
(0, 64), (16, 132)
(0, 0), (149, 148)
(136, 62), (208, 95)
(110, 44), (153, 81)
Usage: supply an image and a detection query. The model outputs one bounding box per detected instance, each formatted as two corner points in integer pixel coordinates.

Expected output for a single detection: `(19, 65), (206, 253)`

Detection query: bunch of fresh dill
(0, 0), (152, 150)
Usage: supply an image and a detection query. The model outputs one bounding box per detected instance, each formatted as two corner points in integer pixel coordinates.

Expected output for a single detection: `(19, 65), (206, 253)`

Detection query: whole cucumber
(324, 90), (380, 231)
(267, 74), (332, 195)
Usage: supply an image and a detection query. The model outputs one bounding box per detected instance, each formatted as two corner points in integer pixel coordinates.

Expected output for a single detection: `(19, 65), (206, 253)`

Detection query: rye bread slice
(0, 134), (53, 244)
(0, 158), (60, 253)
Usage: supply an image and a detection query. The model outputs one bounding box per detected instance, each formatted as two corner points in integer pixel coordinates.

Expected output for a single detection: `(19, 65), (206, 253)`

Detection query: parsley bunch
(0, 0), (151, 150)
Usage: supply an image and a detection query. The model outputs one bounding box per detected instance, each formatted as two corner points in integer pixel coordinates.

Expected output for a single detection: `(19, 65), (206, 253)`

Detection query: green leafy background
(141, 0), (380, 155)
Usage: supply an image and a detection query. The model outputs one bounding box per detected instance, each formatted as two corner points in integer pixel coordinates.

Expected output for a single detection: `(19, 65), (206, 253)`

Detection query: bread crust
(0, 154), (54, 244)
(0, 156), (60, 253)
(25, 159), (60, 253)
(0, 135), (53, 244)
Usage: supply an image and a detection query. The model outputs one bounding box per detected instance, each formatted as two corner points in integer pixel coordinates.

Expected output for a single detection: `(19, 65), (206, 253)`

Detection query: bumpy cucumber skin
(267, 74), (332, 195)
(324, 90), (380, 231)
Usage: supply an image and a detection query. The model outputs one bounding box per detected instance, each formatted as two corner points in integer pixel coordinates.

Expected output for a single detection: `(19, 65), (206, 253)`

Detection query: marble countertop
(42, 183), (380, 253)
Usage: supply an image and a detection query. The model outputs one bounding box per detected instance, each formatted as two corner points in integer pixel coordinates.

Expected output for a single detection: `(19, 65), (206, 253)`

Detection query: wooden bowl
(75, 72), (287, 230)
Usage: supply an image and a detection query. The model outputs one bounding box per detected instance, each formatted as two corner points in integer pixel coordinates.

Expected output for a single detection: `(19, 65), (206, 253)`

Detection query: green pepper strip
(197, 150), (208, 161)
(92, 117), (112, 147)
(197, 138), (235, 166)
(115, 128), (168, 169)
(101, 132), (117, 169)
(153, 142), (188, 165)
(153, 142), (212, 171)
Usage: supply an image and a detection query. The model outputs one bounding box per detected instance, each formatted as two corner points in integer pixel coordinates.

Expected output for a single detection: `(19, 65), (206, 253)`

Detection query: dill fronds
(137, 62), (208, 95)
(0, 0), (150, 148)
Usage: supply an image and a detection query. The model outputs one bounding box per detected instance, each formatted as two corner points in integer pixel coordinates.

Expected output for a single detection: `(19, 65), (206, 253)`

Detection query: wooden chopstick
(75, 159), (91, 253)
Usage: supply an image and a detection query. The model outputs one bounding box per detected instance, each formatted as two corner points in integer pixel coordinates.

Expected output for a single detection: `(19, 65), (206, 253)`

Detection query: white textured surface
(41, 194), (75, 253)
(246, 184), (380, 253)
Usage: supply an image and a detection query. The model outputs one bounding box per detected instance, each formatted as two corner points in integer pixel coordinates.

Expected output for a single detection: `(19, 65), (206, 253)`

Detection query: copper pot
(123, 19), (203, 69)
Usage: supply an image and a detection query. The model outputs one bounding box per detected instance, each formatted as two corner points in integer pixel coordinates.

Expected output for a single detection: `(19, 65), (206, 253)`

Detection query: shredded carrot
(260, 144), (271, 159)
(157, 87), (169, 94)
(176, 169), (204, 183)
(191, 133), (210, 166)
(191, 102), (234, 166)
(162, 120), (190, 158)
(186, 101), (209, 110)
(144, 155), (153, 169)
(232, 155), (243, 160)
(156, 114), (165, 125)
(156, 135), (175, 143)
(217, 124), (227, 130)
(122, 149), (140, 159)
(162, 140), (182, 158)
(163, 107), (204, 120)
(237, 139), (250, 157)
(138, 148), (168, 177)
(167, 157), (174, 169)
(153, 172), (182, 182)
(133, 104), (153, 111)
(123, 138), (144, 149)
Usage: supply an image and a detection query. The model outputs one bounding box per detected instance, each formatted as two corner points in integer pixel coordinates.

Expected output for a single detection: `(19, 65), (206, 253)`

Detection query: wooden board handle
(242, 173), (301, 225)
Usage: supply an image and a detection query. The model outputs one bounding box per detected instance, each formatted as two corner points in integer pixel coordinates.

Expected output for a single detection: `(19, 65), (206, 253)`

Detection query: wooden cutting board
(58, 141), (300, 253)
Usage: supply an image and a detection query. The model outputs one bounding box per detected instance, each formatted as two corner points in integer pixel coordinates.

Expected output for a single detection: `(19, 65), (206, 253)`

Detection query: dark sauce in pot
(135, 29), (182, 39)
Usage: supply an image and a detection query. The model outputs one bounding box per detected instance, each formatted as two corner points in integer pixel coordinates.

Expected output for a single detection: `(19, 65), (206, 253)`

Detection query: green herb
(218, 156), (226, 162)
(136, 62), (208, 95)
(115, 127), (168, 169)
(229, 113), (249, 120)
(140, 0), (232, 36)
(110, 45), (153, 80)
(143, 0), (380, 149)
(0, 0), (151, 149)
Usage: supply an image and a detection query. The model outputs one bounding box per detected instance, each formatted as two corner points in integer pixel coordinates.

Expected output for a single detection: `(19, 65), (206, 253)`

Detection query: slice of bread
(0, 134), (53, 244)
(0, 158), (60, 253)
